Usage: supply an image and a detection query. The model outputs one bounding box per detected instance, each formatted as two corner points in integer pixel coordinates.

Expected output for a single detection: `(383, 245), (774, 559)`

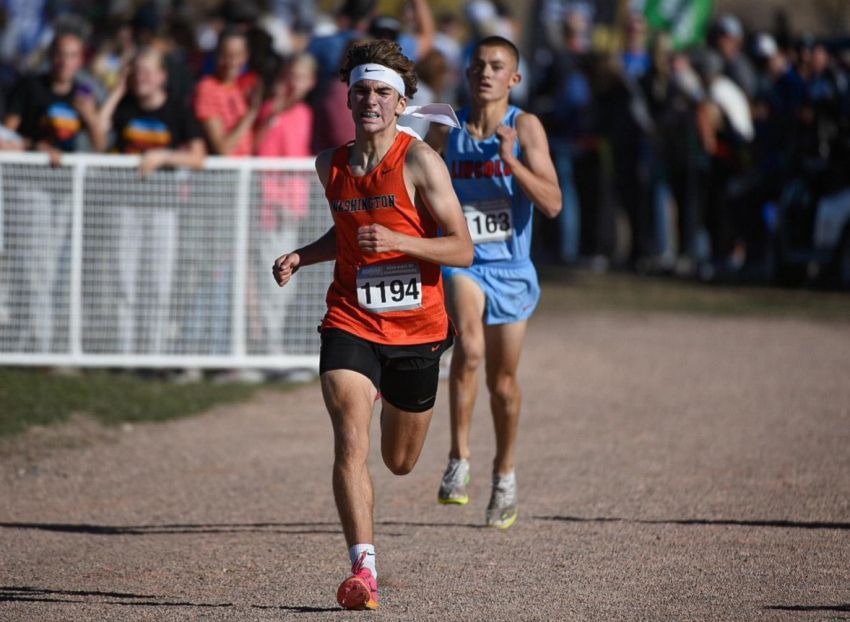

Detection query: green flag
(644, 0), (714, 49)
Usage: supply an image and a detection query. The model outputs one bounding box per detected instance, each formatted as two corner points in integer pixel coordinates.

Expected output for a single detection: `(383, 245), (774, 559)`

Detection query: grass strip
(539, 269), (850, 322)
(0, 369), (289, 438)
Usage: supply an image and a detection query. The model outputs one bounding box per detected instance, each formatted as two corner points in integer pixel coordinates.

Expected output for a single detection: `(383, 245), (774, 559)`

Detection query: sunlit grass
(0, 369), (297, 438)
(539, 268), (850, 322)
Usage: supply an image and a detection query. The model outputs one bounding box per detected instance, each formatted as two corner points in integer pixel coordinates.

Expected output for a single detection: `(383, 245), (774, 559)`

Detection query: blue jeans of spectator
(552, 139), (581, 264)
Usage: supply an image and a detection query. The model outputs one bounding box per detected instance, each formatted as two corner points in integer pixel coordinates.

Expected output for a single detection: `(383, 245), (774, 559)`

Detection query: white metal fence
(0, 152), (334, 369)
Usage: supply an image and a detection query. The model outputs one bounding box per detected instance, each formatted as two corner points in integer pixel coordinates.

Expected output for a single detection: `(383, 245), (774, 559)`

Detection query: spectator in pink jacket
(252, 52), (317, 354)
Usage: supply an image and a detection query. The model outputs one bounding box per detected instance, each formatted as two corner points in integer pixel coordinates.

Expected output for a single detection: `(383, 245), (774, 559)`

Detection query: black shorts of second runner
(320, 328), (453, 413)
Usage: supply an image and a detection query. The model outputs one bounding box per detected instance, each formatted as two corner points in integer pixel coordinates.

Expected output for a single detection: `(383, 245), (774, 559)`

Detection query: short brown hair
(339, 39), (418, 98)
(472, 36), (520, 69)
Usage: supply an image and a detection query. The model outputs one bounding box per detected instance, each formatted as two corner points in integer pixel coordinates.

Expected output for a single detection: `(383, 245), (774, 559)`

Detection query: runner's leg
(483, 320), (528, 476)
(380, 402), (434, 475)
(446, 274), (487, 461)
(321, 369), (379, 547)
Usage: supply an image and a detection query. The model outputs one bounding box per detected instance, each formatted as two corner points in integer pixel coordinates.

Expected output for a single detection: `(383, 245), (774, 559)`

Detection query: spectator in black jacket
(3, 29), (105, 160)
(96, 46), (205, 354)
(0, 29), (105, 353)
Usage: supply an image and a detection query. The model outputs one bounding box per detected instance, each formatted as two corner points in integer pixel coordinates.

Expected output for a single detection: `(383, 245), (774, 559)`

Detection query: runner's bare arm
(273, 226), (336, 287)
(272, 149), (338, 287)
(357, 141), (472, 267)
(497, 113), (562, 218)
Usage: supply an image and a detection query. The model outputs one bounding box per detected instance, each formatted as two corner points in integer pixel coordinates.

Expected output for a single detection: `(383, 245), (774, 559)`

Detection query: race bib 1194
(356, 262), (423, 313)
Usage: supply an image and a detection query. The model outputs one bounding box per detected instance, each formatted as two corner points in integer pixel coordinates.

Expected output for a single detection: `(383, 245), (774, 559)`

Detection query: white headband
(349, 63), (461, 137)
(350, 63), (407, 97)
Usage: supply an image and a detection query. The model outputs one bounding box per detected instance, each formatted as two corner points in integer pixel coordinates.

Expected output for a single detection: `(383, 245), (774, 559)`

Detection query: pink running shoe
(336, 551), (379, 610)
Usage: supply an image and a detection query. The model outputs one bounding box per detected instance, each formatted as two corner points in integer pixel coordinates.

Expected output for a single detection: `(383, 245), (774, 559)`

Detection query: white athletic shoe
(438, 458), (470, 505)
(486, 472), (518, 529)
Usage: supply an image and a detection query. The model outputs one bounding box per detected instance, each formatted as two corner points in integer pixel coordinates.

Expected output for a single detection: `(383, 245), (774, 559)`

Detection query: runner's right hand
(272, 252), (300, 287)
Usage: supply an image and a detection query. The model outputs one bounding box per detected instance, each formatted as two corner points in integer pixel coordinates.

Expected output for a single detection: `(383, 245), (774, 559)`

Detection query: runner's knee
(382, 449), (415, 476)
(455, 332), (484, 371)
(487, 372), (520, 406)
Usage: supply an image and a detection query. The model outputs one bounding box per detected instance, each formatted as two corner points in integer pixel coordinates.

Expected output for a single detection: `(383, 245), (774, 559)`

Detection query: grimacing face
(466, 45), (520, 104)
(348, 79), (407, 133)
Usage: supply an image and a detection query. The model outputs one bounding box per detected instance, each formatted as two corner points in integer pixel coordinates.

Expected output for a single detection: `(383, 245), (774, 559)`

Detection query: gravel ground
(1, 309), (849, 621)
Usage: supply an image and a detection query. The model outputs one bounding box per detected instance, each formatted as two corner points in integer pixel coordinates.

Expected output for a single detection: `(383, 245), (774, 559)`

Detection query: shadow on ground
(765, 603), (850, 613)
(3, 516), (848, 538)
(0, 519), (483, 535)
(0, 586), (338, 613)
(535, 515), (850, 531)
(0, 585), (232, 608)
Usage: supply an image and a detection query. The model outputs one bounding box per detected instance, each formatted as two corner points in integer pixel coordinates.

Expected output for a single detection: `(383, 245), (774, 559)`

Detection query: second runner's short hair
(471, 35), (520, 70)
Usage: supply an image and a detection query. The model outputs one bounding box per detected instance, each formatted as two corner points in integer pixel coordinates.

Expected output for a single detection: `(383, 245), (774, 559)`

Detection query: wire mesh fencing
(0, 153), (333, 369)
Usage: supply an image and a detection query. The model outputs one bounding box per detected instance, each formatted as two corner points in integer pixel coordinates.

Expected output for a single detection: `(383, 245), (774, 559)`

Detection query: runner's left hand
(358, 224), (399, 254)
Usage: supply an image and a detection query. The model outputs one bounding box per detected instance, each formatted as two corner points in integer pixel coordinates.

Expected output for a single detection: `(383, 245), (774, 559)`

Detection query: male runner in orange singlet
(273, 39), (472, 610)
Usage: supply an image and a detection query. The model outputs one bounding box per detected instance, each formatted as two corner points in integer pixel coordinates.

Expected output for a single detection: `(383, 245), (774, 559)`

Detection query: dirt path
(2, 308), (849, 621)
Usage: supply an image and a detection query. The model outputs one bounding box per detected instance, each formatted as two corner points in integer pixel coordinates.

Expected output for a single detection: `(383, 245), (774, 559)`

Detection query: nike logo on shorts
(431, 344), (441, 352)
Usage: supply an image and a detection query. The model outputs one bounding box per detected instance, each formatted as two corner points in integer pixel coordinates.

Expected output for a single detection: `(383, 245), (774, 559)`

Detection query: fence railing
(0, 152), (334, 369)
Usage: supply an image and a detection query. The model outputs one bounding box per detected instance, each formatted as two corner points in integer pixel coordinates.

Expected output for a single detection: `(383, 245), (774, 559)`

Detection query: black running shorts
(319, 328), (453, 413)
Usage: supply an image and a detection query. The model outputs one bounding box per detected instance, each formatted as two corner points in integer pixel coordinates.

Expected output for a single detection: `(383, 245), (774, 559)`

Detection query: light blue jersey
(443, 105), (541, 325)
(445, 105), (534, 267)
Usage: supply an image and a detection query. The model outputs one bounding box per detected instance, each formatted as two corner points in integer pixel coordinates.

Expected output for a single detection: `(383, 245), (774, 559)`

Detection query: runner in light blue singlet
(443, 104), (540, 325)
(432, 35), (562, 529)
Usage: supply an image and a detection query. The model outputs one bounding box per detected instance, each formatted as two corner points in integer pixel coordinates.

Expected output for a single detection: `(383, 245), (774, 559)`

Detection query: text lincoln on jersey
(450, 159), (513, 179)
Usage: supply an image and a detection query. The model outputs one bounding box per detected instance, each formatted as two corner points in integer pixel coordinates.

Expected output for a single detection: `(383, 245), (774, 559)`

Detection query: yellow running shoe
(486, 472), (518, 529)
(438, 458), (470, 505)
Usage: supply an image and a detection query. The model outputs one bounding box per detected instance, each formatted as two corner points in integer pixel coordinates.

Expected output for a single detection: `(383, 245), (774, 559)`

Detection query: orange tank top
(321, 131), (448, 345)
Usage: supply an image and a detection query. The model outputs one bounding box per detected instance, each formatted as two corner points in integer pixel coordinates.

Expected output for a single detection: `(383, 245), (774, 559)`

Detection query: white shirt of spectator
(710, 76), (754, 142)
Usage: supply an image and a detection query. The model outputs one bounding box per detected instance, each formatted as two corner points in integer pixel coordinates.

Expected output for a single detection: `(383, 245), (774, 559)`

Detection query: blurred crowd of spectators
(1, 0), (849, 284)
(0, 0), (470, 164)
(528, 5), (850, 283)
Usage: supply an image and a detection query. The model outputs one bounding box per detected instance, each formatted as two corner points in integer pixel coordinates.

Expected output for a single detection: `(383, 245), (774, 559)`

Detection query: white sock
(349, 543), (377, 579)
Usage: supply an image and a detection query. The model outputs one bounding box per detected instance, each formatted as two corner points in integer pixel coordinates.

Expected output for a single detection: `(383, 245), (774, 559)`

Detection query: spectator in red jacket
(194, 28), (260, 156)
